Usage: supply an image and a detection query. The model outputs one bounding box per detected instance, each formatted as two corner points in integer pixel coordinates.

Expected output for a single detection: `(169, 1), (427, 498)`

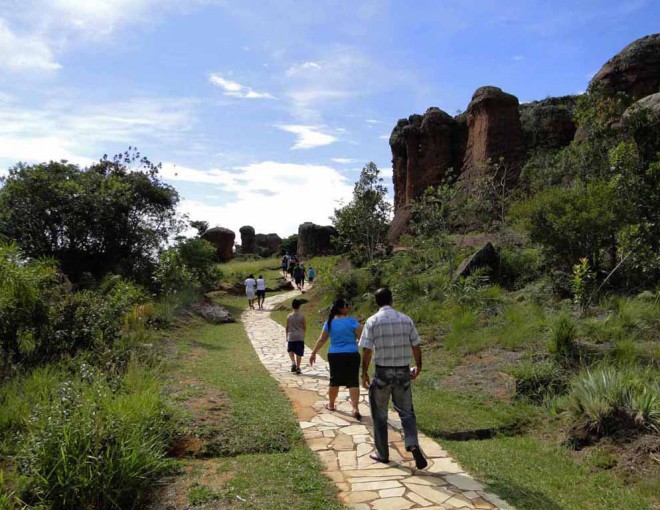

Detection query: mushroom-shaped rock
(266, 233), (282, 255)
(239, 225), (256, 254)
(297, 222), (337, 258)
(201, 227), (235, 262)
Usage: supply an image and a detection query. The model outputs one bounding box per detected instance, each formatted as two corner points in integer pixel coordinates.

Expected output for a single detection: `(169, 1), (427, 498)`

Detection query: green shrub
(507, 359), (567, 402)
(18, 363), (172, 509)
(153, 249), (198, 295)
(563, 367), (659, 444)
(548, 313), (578, 362)
(498, 246), (543, 289)
(176, 238), (222, 289)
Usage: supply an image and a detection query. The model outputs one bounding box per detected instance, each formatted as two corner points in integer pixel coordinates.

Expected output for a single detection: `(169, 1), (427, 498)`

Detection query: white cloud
(331, 158), (355, 164)
(379, 134), (390, 140)
(0, 96), (198, 165)
(366, 119), (381, 124)
(0, 19), (61, 72)
(165, 161), (354, 237)
(512, 55), (524, 61)
(276, 124), (337, 150)
(286, 61), (322, 76)
(209, 73), (276, 99)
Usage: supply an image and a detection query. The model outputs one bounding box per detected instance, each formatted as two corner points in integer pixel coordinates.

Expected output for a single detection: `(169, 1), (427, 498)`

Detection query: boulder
(297, 222), (337, 258)
(453, 242), (499, 281)
(201, 227), (235, 262)
(265, 233), (282, 254)
(239, 225), (256, 254)
(191, 301), (235, 324)
(459, 86), (524, 186)
(590, 33), (660, 101)
(519, 96), (577, 152)
(388, 204), (413, 245)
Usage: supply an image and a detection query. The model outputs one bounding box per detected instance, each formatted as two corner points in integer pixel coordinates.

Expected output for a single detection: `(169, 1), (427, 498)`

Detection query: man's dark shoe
(369, 453), (389, 464)
(295, 367), (301, 375)
(410, 446), (428, 469)
(291, 363), (297, 373)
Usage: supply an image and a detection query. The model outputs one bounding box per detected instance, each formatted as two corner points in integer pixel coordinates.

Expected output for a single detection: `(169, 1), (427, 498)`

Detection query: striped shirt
(358, 306), (421, 366)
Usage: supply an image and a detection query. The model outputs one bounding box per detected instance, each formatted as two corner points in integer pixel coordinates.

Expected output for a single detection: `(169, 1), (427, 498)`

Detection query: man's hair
(374, 287), (393, 307)
(292, 299), (302, 309)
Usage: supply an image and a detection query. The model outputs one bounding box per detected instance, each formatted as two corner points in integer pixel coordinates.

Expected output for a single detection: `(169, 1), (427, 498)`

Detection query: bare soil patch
(282, 386), (321, 421)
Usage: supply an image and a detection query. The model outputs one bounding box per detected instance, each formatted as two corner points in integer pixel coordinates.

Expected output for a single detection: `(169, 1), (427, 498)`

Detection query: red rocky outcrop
(459, 86), (524, 184)
(590, 34), (660, 101)
(297, 222), (337, 258)
(239, 225), (256, 254)
(201, 227), (235, 262)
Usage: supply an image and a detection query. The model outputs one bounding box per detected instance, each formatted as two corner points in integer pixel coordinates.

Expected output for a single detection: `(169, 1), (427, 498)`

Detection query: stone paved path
(242, 290), (514, 510)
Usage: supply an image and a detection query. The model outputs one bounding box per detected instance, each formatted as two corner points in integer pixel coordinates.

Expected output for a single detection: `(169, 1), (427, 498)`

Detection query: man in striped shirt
(358, 287), (427, 469)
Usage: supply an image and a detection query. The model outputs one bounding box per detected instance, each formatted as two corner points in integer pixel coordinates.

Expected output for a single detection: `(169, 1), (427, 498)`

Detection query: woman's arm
(309, 331), (329, 366)
(355, 323), (363, 343)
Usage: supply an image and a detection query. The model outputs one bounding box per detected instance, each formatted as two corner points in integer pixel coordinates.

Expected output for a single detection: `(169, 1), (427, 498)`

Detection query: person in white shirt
(256, 274), (266, 309)
(244, 274), (257, 309)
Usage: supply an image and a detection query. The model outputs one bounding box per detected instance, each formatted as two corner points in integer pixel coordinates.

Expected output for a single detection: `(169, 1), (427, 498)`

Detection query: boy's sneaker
(295, 366), (301, 375)
(410, 446), (428, 470)
(291, 363), (297, 373)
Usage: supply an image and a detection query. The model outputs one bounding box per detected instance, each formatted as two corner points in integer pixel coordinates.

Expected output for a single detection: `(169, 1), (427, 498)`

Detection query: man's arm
(361, 348), (373, 389)
(411, 345), (422, 379)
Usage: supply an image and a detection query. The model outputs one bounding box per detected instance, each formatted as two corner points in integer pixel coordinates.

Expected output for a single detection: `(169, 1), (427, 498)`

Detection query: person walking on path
(256, 274), (266, 309)
(310, 298), (363, 420)
(280, 255), (288, 277)
(244, 274), (257, 309)
(307, 266), (315, 285)
(293, 263), (304, 291)
(359, 287), (428, 469)
(286, 298), (306, 374)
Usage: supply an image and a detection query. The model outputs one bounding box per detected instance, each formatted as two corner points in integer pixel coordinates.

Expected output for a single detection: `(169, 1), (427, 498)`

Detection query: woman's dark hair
(327, 297), (348, 332)
(248, 274), (254, 279)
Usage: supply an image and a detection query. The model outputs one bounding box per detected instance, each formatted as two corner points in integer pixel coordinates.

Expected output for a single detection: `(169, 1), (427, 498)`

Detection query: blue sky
(0, 0), (658, 238)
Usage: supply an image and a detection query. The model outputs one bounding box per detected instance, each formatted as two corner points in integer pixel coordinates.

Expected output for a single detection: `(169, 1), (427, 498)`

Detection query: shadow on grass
(485, 477), (563, 510)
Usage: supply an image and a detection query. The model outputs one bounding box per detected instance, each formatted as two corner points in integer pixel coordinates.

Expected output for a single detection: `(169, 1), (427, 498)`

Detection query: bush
(548, 313), (579, 363)
(507, 359), (567, 402)
(563, 367), (659, 445)
(17, 363), (172, 509)
(153, 249), (198, 295)
(498, 246), (543, 289)
(176, 238), (222, 290)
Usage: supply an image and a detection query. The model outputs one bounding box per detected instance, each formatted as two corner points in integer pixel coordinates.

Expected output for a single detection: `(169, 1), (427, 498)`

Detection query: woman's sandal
(324, 404), (336, 411)
(352, 411), (362, 421)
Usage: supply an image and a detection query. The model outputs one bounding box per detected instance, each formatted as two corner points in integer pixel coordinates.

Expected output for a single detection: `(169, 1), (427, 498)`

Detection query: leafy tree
(280, 234), (298, 256)
(0, 149), (181, 284)
(515, 181), (624, 270)
(332, 162), (392, 263)
(190, 220), (209, 237)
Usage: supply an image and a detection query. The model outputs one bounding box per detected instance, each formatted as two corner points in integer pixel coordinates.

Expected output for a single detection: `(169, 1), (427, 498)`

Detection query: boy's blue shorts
(287, 341), (305, 356)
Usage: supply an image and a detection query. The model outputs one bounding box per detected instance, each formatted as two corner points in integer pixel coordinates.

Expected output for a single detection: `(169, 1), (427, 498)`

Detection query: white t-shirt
(244, 278), (256, 290)
(256, 278), (266, 291)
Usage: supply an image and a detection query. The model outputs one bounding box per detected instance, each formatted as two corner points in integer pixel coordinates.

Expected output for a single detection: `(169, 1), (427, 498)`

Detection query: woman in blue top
(310, 298), (363, 420)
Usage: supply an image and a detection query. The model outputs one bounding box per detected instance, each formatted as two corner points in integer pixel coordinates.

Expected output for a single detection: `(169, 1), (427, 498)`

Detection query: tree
(190, 220), (209, 237)
(332, 162), (392, 263)
(0, 148), (181, 284)
(280, 234), (298, 256)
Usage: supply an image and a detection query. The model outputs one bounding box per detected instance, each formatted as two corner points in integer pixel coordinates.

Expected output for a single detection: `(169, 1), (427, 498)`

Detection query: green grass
(441, 435), (653, 510)
(170, 295), (345, 508)
(220, 257), (283, 289)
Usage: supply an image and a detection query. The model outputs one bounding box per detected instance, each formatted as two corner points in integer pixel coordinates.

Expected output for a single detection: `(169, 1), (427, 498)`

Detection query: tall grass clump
(17, 362), (173, 509)
(548, 313), (579, 362)
(507, 359), (567, 403)
(562, 366), (659, 445)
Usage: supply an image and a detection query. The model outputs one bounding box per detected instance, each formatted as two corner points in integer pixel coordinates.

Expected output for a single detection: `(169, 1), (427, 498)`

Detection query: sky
(0, 0), (658, 239)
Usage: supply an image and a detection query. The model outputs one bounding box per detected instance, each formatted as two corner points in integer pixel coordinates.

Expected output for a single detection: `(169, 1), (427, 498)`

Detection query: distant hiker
(310, 298), (362, 420)
(256, 274), (266, 309)
(293, 263), (304, 290)
(308, 266), (315, 284)
(281, 256), (288, 276)
(288, 258), (296, 278)
(286, 298), (306, 375)
(359, 287), (427, 469)
(244, 274), (257, 310)
(299, 263), (306, 290)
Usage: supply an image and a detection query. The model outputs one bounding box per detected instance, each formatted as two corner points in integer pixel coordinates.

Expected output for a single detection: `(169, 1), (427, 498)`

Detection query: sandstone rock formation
(590, 34), (660, 100)
(297, 222), (337, 258)
(459, 86), (524, 184)
(265, 233), (282, 254)
(191, 301), (235, 324)
(623, 92), (660, 161)
(239, 225), (256, 254)
(453, 242), (499, 281)
(519, 96), (577, 152)
(201, 227), (235, 262)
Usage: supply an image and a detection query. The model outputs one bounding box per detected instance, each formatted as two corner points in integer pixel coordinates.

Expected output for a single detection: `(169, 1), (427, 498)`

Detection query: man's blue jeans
(369, 365), (420, 461)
